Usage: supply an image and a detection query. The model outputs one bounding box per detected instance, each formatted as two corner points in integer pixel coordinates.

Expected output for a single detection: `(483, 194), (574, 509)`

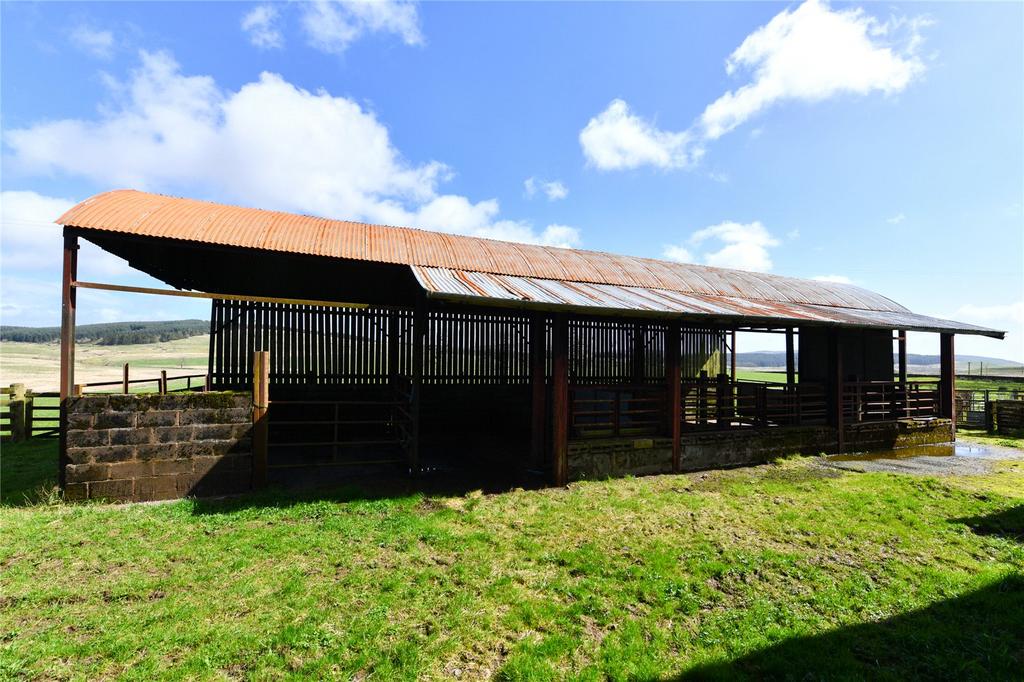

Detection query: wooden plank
(409, 296), (425, 474)
(252, 350), (270, 488)
(58, 230), (78, 488)
(72, 280), (370, 309)
(785, 328), (796, 386)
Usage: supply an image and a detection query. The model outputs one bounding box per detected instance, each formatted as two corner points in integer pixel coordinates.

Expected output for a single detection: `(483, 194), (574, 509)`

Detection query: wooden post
(530, 312), (547, 469)
(58, 230), (79, 488)
(409, 296), (426, 475)
(829, 330), (844, 452)
(387, 309), (400, 388)
(785, 328), (796, 386)
(252, 350), (270, 488)
(940, 333), (955, 429)
(698, 370), (708, 426)
(666, 323), (682, 472)
(160, 370), (168, 394)
(552, 314), (569, 486)
(25, 390), (34, 440)
(73, 384), (84, 397)
(123, 363), (130, 394)
(730, 330), (737, 382)
(9, 384), (26, 443)
(897, 330), (907, 384)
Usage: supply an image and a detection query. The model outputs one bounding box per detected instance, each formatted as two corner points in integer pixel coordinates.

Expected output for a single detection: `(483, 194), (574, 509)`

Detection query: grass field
(734, 369), (1022, 393)
(1, 439), (1022, 679)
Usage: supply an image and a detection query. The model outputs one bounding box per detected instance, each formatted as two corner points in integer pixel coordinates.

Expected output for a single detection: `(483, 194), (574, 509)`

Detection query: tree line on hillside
(0, 320), (208, 345)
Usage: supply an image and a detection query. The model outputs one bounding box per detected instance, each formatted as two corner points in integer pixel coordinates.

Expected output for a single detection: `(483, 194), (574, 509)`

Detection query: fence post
(123, 363), (130, 394)
(252, 351), (270, 488)
(25, 389), (34, 440)
(73, 384), (84, 397)
(9, 384), (26, 443)
(160, 370), (168, 395)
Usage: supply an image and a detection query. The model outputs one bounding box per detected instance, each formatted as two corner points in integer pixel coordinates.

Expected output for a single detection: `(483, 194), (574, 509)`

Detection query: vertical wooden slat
(530, 312), (546, 468)
(785, 328), (796, 386)
(409, 297), (426, 474)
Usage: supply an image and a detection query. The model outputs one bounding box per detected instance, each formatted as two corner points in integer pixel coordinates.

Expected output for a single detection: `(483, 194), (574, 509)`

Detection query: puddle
(830, 441), (993, 462)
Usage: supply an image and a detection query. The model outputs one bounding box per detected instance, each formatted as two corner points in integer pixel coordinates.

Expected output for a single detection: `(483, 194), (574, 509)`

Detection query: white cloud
(663, 221), (780, 272)
(69, 24), (115, 59)
(662, 244), (694, 263)
(691, 221), (780, 272)
(945, 301), (1024, 363)
(886, 212), (906, 224)
(300, 0), (422, 55)
(700, 0), (929, 139)
(6, 51), (575, 253)
(812, 274), (853, 284)
(579, 99), (700, 171)
(242, 5), (284, 49)
(579, 1), (929, 170)
(524, 177), (568, 201)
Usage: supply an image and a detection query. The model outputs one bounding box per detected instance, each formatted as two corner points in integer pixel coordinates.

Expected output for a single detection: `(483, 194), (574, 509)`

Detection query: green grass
(1, 441), (1022, 680)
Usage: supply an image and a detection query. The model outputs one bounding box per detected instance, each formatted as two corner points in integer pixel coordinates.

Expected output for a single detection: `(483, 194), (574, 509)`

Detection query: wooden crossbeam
(71, 280), (369, 309)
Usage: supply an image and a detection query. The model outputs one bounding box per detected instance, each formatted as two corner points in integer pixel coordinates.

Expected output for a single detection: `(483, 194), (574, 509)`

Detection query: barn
(54, 190), (1005, 501)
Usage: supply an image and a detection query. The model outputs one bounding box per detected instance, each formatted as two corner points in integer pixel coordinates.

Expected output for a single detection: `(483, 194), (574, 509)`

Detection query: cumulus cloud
(812, 274), (853, 284)
(580, 1), (929, 170)
(242, 5), (284, 49)
(663, 221), (780, 272)
(946, 301), (1024, 363)
(699, 0), (928, 139)
(579, 99), (700, 171)
(69, 24), (115, 59)
(886, 212), (906, 224)
(524, 177), (568, 201)
(300, 0), (422, 54)
(5, 51), (577, 250)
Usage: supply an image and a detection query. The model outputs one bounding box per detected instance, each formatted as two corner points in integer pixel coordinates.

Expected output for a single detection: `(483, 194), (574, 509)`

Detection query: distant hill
(737, 350), (1022, 369)
(0, 320), (208, 345)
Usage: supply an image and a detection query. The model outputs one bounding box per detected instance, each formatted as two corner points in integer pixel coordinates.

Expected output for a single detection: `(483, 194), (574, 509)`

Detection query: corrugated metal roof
(59, 190), (907, 310)
(411, 266), (1004, 338)
(56, 190), (1004, 338)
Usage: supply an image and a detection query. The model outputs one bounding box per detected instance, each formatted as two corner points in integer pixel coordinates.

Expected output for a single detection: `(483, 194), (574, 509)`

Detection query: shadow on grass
(189, 461), (548, 515)
(671, 575), (1024, 681)
(0, 439), (59, 507)
(952, 504), (1024, 544)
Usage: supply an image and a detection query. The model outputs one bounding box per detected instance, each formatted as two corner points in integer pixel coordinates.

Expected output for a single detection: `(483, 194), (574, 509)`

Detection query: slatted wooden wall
(210, 300), (728, 389)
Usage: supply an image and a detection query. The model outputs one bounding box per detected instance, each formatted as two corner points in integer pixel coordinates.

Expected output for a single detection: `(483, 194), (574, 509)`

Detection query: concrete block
(89, 478), (134, 501)
(65, 463), (109, 483)
(94, 412), (137, 429)
(67, 429), (110, 448)
(137, 411), (179, 427)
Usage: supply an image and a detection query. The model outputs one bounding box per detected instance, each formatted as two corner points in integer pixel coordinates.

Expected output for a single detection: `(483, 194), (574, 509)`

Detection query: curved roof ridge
(57, 189), (907, 313)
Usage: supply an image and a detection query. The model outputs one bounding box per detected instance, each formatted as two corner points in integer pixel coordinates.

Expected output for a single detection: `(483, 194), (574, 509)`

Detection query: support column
(828, 329), (844, 452)
(897, 330), (908, 385)
(410, 296), (426, 475)
(251, 351), (270, 488)
(785, 328), (796, 386)
(529, 312), (546, 469)
(940, 333), (955, 429)
(552, 314), (569, 486)
(666, 322), (681, 473)
(730, 330), (737, 382)
(58, 230), (79, 488)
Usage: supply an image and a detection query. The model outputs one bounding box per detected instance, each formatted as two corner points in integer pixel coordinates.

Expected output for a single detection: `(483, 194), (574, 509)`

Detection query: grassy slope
(1, 441), (1022, 680)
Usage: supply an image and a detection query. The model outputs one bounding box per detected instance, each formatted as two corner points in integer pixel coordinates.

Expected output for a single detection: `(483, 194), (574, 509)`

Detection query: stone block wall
(64, 393), (253, 503)
(842, 418), (953, 451)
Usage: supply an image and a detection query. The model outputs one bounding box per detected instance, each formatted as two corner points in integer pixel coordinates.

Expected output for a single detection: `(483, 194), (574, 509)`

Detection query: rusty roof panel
(56, 191), (1001, 338)
(410, 267), (1004, 338)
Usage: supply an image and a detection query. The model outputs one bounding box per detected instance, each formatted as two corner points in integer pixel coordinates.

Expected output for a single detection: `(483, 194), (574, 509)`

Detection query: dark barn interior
(54, 190), (1006, 493)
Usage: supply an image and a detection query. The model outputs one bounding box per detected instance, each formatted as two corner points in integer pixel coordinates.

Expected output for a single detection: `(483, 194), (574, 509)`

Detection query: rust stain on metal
(56, 190), (1003, 338)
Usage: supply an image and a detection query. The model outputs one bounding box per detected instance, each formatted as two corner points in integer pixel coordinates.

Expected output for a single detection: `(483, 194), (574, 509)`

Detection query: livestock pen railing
(841, 380), (941, 422)
(568, 378), (828, 439)
(955, 388), (1024, 428)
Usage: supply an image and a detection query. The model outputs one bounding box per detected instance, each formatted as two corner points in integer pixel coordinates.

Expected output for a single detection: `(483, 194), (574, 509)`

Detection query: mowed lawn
(1, 442), (1022, 680)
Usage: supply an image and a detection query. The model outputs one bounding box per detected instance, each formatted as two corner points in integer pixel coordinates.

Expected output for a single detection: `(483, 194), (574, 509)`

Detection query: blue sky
(1, 1), (1021, 361)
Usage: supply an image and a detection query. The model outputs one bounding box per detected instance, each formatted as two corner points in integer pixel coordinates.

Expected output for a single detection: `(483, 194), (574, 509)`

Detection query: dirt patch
(820, 441), (1024, 477)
